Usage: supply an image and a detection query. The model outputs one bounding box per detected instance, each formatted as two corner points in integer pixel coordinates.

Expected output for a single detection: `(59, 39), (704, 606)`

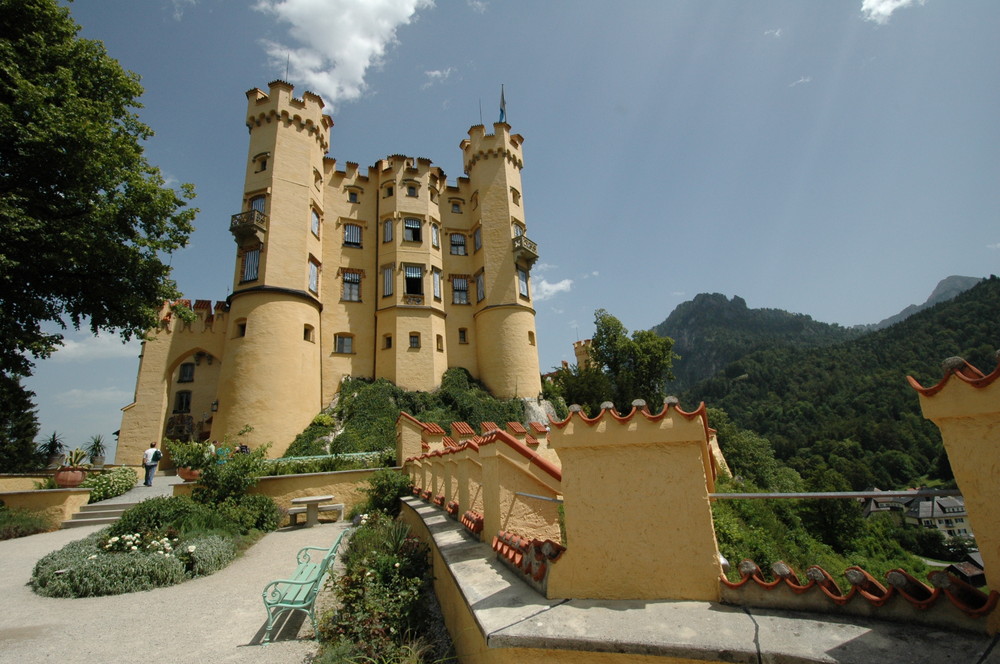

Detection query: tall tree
(0, 0), (197, 381)
(589, 309), (676, 410)
(0, 376), (42, 472)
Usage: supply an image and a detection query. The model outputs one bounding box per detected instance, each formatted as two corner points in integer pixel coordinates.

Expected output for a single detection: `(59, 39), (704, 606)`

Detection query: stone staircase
(62, 501), (139, 529)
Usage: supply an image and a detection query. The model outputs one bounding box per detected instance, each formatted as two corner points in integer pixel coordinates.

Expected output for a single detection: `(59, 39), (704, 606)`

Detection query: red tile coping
(908, 355), (1000, 396)
(721, 559), (998, 617)
(411, 486), (422, 496)
(446, 500), (459, 517)
(193, 299), (212, 310)
(524, 435), (540, 446)
(442, 436), (458, 448)
(491, 529), (566, 585)
(451, 421), (476, 436)
(529, 421), (548, 434)
(420, 489), (432, 501)
(476, 429), (562, 481)
(433, 494), (445, 507)
(480, 421), (501, 433)
(461, 510), (484, 535)
(506, 421), (527, 435)
(397, 411), (447, 434)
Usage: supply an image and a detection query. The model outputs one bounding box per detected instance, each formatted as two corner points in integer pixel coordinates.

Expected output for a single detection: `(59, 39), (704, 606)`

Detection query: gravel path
(0, 477), (349, 663)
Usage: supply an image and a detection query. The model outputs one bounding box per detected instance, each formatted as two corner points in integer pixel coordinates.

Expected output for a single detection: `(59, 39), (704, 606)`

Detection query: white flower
(88, 554), (97, 560)
(394, 562), (400, 568)
(131, 545), (138, 551)
(187, 545), (197, 553)
(109, 536), (119, 543)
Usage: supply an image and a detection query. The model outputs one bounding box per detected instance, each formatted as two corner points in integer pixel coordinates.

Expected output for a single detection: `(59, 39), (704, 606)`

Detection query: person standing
(142, 442), (161, 486)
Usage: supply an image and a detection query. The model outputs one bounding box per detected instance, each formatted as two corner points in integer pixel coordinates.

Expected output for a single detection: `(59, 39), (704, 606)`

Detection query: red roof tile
(529, 421), (548, 434)
(451, 421), (476, 436)
(506, 422), (527, 434)
(908, 355), (1000, 396)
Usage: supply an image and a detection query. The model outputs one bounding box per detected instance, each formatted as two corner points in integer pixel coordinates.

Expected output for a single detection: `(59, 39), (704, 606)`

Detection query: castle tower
(461, 123), (541, 398)
(210, 81), (331, 450)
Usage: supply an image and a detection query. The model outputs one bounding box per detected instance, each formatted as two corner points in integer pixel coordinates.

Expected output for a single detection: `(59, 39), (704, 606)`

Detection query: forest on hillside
(682, 276), (1000, 490)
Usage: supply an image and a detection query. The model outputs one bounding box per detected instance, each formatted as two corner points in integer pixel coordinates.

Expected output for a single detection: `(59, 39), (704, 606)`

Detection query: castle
(116, 81), (542, 463)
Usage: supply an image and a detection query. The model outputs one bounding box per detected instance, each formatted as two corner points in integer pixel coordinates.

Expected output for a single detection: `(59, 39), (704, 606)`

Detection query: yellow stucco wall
(0, 476), (49, 492)
(0, 489), (90, 527)
(546, 409), (722, 602)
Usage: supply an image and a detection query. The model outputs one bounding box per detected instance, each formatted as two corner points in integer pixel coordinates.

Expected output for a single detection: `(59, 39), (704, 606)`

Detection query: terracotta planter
(54, 468), (87, 488)
(177, 467), (203, 482)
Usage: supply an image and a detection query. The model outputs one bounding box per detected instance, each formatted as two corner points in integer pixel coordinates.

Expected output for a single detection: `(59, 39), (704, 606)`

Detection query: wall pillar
(910, 357), (1000, 634)
(546, 404), (721, 601)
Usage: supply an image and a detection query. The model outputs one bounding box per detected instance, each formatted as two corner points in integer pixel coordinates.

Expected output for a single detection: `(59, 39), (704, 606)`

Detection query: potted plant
(39, 431), (65, 469)
(85, 434), (107, 467)
(165, 439), (213, 481)
(54, 448), (90, 488)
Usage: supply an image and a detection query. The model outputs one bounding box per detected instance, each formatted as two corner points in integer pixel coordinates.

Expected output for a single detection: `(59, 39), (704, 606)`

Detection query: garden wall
(0, 488), (91, 527)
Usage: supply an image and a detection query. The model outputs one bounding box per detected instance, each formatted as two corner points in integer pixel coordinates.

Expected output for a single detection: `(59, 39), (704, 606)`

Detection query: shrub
(216, 494), (280, 533)
(108, 496), (211, 537)
(177, 534), (237, 577)
(164, 439), (215, 470)
(0, 503), (53, 539)
(80, 466), (138, 503)
(193, 444), (270, 504)
(32, 541), (187, 597)
(364, 469), (413, 516)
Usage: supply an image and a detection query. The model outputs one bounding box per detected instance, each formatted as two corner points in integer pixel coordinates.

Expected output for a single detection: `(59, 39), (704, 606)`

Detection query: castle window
(249, 195), (266, 213)
(382, 266), (393, 297)
(241, 247), (260, 282)
(404, 265), (423, 295)
(511, 188), (521, 206)
(384, 186), (394, 198)
(384, 334), (392, 349)
(311, 209), (321, 236)
(178, 363), (195, 383)
(450, 233), (466, 255)
(383, 219), (393, 243)
(431, 224), (440, 248)
(406, 185), (417, 197)
(174, 390), (192, 414)
(528, 331), (535, 346)
(342, 271), (361, 302)
(304, 325), (315, 342)
(403, 217), (422, 243)
(234, 319), (247, 338)
(348, 191), (359, 203)
(252, 152), (269, 173)
(518, 268), (529, 298)
(308, 258), (321, 294)
(436, 334), (444, 352)
(513, 222), (525, 237)
(432, 269), (441, 301)
(473, 227), (482, 252)
(452, 277), (468, 304)
(334, 334), (354, 354)
(476, 273), (485, 302)
(313, 168), (322, 188)
(452, 202), (461, 214)
(458, 328), (468, 344)
(343, 223), (362, 248)
(409, 333), (421, 349)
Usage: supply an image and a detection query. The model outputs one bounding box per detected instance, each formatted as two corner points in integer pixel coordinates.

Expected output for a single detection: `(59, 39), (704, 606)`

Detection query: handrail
(709, 489), (961, 500)
(515, 491), (563, 504)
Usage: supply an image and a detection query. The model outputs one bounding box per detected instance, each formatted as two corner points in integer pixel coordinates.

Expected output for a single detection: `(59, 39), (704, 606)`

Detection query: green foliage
(266, 451), (392, 476)
(0, 376), (42, 472)
(39, 431), (65, 457)
(80, 466), (138, 503)
(176, 534), (237, 577)
(0, 0), (197, 383)
(192, 444), (270, 504)
(546, 363), (612, 416)
(63, 447), (88, 467)
(586, 309), (676, 410)
(84, 434), (106, 460)
(0, 503), (53, 539)
(108, 496), (209, 538)
(215, 494), (281, 533)
(362, 469), (414, 517)
(319, 512), (431, 661)
(164, 438), (214, 470)
(687, 277), (1000, 489)
(285, 423), (334, 457)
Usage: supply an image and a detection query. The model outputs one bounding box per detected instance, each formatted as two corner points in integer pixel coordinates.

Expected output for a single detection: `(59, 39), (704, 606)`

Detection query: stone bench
(287, 502), (345, 526)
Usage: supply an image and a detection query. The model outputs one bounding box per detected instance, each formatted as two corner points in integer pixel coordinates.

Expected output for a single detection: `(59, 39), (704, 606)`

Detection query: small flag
(499, 84), (506, 124)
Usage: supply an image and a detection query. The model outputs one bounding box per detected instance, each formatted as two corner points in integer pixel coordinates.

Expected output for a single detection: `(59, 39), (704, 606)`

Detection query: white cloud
(422, 67), (455, 89)
(467, 0), (487, 13)
(533, 278), (573, 301)
(764, 28), (782, 38)
(170, 0), (197, 20)
(255, 0), (435, 108)
(988, 242), (1000, 250)
(533, 262), (556, 273)
(54, 386), (133, 409)
(671, 291), (686, 297)
(789, 75), (812, 88)
(52, 333), (141, 363)
(861, 0), (926, 25)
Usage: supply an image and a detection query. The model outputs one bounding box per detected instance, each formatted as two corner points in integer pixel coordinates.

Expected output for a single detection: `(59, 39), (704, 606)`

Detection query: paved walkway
(0, 474), (350, 664)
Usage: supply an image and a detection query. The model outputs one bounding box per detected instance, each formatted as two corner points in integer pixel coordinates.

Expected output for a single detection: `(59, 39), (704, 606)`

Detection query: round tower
(460, 123), (541, 398)
(211, 81), (331, 454)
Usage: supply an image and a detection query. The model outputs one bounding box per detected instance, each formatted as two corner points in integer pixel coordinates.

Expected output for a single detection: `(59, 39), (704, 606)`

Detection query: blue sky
(25, 0), (1000, 457)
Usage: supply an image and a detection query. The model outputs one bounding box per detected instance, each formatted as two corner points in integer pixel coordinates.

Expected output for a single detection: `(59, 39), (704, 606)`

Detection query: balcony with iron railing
(230, 209), (268, 244)
(512, 234), (538, 268)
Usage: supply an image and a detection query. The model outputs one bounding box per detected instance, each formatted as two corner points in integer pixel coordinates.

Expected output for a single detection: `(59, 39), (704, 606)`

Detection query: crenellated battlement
(157, 298), (229, 335)
(461, 122), (524, 174)
(245, 80), (333, 152)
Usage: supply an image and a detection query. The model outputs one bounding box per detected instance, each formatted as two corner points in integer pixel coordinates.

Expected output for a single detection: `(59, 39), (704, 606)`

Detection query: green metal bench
(261, 528), (350, 643)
